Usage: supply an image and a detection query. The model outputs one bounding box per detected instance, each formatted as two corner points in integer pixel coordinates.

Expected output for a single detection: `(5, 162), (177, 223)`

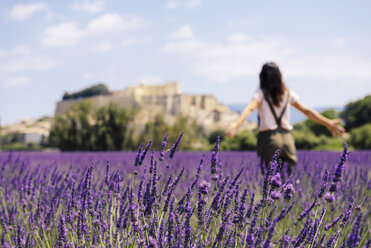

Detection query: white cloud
(42, 22), (85, 47)
(188, 0), (201, 8)
(11, 45), (32, 56)
(122, 38), (136, 47)
(92, 42), (113, 52)
(335, 38), (346, 47)
(227, 33), (251, 43)
(139, 75), (162, 84)
(165, 27), (371, 83)
(226, 20), (249, 29)
(87, 14), (144, 34)
(0, 56), (58, 73)
(166, 0), (202, 9)
(166, 1), (179, 8)
(0, 45), (58, 80)
(10, 3), (47, 20)
(71, 0), (104, 14)
(42, 14), (145, 47)
(83, 73), (94, 79)
(170, 24), (194, 40)
(5, 77), (29, 88)
(0, 45), (31, 57)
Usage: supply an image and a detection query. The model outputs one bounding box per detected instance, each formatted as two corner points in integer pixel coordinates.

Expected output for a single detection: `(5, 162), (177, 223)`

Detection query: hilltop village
(2, 82), (256, 147)
(56, 82), (255, 132)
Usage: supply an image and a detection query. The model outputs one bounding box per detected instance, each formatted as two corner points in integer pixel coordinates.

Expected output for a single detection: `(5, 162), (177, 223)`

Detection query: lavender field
(0, 137), (370, 247)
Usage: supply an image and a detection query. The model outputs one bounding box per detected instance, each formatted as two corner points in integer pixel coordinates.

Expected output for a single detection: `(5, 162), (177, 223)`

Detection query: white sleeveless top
(252, 88), (299, 131)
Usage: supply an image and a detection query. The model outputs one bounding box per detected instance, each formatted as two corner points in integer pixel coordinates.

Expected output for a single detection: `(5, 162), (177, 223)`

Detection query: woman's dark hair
(259, 62), (286, 106)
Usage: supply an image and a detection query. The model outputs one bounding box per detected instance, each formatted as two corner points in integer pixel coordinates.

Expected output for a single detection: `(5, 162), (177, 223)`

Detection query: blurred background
(0, 0), (370, 151)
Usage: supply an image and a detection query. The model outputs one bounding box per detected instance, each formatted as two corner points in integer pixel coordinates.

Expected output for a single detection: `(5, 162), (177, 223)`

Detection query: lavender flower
(210, 136), (220, 177)
(347, 211), (363, 247)
(105, 160), (110, 186)
(329, 143), (350, 193)
(199, 180), (211, 195)
(340, 197), (354, 228)
(324, 192), (335, 203)
(271, 190), (281, 200)
(298, 198), (317, 221)
(263, 220), (277, 248)
(139, 140), (152, 166)
(282, 183), (295, 200)
(159, 133), (168, 162)
(56, 212), (67, 247)
(183, 209), (194, 248)
(134, 143), (143, 167)
(325, 231), (340, 248)
(246, 191), (255, 219)
(191, 154), (205, 190)
(271, 173), (282, 188)
(318, 169), (329, 198)
(324, 212), (344, 231)
(169, 131), (184, 159)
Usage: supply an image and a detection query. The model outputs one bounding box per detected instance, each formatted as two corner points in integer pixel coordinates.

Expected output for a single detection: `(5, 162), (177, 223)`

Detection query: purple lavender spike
(298, 198), (317, 221)
(210, 136), (220, 177)
(169, 131), (184, 159)
(318, 169), (329, 198)
(159, 133), (168, 162)
(134, 143), (143, 167)
(139, 140), (152, 166)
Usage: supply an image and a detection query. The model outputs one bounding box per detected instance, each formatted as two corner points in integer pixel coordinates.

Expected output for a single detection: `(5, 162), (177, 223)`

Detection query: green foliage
(62, 83), (110, 101)
(292, 128), (321, 150)
(292, 109), (346, 150)
(49, 101), (135, 151)
(2, 142), (44, 151)
(0, 132), (24, 145)
(349, 123), (371, 149)
(340, 94), (371, 131)
(220, 130), (257, 151)
(208, 129), (225, 144)
(137, 114), (170, 150)
(94, 103), (135, 150)
(137, 115), (208, 150)
(303, 108), (339, 137)
(313, 136), (346, 151)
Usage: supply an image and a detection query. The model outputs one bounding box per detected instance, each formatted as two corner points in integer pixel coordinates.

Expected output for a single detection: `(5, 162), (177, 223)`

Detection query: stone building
(55, 82), (256, 133)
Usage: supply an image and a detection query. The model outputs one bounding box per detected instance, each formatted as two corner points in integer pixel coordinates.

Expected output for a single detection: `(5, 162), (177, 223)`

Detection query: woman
(225, 62), (345, 175)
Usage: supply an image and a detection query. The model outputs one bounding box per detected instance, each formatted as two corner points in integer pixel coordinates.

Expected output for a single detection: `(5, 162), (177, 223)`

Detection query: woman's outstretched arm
(292, 100), (345, 137)
(225, 98), (259, 137)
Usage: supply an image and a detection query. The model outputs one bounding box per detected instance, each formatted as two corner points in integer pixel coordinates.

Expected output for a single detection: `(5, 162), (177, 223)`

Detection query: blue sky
(0, 0), (370, 125)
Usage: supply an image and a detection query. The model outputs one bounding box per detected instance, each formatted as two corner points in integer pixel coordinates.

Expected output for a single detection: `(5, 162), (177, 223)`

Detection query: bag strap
(262, 90), (290, 128)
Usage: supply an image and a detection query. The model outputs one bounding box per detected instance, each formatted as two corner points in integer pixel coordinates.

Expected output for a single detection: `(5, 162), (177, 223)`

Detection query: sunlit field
(0, 137), (370, 247)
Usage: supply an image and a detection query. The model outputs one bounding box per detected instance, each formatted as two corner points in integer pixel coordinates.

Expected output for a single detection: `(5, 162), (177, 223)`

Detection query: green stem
(42, 227), (51, 248)
(309, 207), (327, 248)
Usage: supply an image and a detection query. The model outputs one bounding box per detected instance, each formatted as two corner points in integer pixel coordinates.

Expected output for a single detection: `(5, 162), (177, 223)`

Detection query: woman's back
(253, 88), (299, 131)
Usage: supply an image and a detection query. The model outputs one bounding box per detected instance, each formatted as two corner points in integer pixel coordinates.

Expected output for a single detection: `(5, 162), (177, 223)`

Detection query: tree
(62, 83), (110, 101)
(94, 103), (135, 150)
(49, 101), (135, 151)
(49, 100), (94, 150)
(349, 124), (371, 149)
(220, 130), (257, 151)
(340, 95), (371, 131)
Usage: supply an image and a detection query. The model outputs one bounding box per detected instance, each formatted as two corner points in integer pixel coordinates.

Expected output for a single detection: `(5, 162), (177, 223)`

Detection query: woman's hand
(328, 118), (346, 138)
(226, 99), (258, 138)
(225, 123), (237, 137)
